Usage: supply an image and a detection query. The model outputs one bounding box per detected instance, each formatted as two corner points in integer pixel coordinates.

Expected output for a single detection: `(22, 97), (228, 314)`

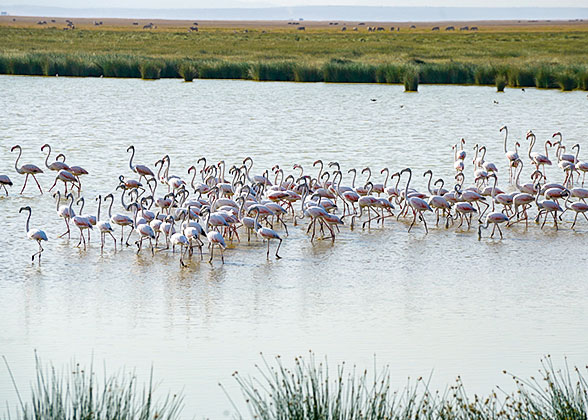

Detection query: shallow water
(1, 75), (588, 418)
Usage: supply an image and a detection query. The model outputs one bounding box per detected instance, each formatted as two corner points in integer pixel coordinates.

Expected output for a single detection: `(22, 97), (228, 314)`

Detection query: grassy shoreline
(3, 355), (588, 419)
(1, 25), (587, 89)
(1, 52), (587, 91)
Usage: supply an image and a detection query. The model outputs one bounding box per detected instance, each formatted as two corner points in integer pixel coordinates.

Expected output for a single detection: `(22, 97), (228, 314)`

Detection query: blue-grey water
(1, 75), (587, 419)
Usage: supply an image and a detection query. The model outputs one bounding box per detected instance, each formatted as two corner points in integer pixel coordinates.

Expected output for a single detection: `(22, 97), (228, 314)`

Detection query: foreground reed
(1, 52), (587, 91)
(2, 355), (183, 420)
(232, 353), (588, 420)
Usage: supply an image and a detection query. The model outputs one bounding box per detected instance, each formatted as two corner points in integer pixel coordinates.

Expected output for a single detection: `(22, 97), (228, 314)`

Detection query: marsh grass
(404, 67), (419, 91)
(323, 60), (377, 83)
(197, 61), (250, 79)
(140, 60), (163, 80)
(250, 61), (295, 81)
(375, 64), (404, 84)
(2, 355), (183, 420)
(179, 63), (198, 81)
(556, 72), (577, 91)
(0, 51), (586, 90)
(232, 353), (588, 420)
(496, 74), (508, 92)
(508, 66), (536, 87)
(293, 64), (323, 82)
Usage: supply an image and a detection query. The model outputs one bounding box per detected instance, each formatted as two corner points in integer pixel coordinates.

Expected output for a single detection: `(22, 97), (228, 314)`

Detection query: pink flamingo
(11, 145), (44, 194)
(19, 206), (48, 262)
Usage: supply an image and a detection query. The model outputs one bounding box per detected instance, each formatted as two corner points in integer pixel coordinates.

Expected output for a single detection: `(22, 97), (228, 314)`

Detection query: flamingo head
(10, 145), (20, 152)
(126, 145), (134, 153)
(313, 159), (322, 166)
(19, 206), (31, 214)
(526, 131), (534, 139)
(500, 125), (507, 132)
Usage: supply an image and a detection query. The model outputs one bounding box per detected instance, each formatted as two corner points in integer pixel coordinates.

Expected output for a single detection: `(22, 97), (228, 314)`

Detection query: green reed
(403, 67), (419, 91)
(179, 62), (198, 81)
(2, 355), (183, 420)
(556, 72), (578, 91)
(232, 353), (588, 420)
(322, 60), (377, 83)
(0, 52), (586, 90)
(496, 74), (508, 92)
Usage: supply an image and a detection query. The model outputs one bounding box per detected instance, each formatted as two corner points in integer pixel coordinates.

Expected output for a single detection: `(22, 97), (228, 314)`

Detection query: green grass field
(1, 25), (587, 89)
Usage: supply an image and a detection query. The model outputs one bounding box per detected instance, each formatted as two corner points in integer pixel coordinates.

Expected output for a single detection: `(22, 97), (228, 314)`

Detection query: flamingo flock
(3, 126), (588, 265)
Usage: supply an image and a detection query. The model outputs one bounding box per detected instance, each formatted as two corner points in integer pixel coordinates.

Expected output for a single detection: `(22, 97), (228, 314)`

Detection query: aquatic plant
(293, 64), (323, 82)
(232, 353), (588, 420)
(556, 72), (577, 91)
(140, 60), (163, 80)
(179, 63), (198, 82)
(322, 60), (377, 83)
(2, 355), (184, 420)
(197, 61), (250, 79)
(496, 74), (507, 92)
(375, 63), (404, 84)
(404, 67), (419, 91)
(535, 65), (558, 89)
(250, 61), (295, 81)
(473, 64), (498, 85)
(508, 66), (535, 87)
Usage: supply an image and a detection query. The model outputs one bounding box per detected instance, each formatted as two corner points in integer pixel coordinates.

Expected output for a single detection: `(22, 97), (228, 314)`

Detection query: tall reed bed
(2, 355), (183, 420)
(0, 52), (586, 91)
(233, 353), (588, 420)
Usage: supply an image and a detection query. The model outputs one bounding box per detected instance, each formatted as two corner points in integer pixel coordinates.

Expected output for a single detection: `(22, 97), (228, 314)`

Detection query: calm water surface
(1, 75), (588, 418)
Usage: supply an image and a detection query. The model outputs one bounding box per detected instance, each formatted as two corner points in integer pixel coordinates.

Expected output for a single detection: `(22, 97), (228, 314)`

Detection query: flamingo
(249, 207), (283, 259)
(207, 230), (226, 264)
(41, 144), (71, 172)
(127, 145), (155, 182)
(109, 196), (134, 246)
(562, 191), (588, 228)
(400, 168), (432, 233)
(527, 131), (552, 177)
(95, 195), (117, 253)
(170, 231), (190, 267)
(53, 191), (75, 238)
(501, 126), (519, 183)
(11, 145), (44, 194)
(478, 212), (509, 239)
(73, 198), (93, 250)
(0, 174), (13, 196)
(48, 169), (79, 194)
(19, 206), (48, 262)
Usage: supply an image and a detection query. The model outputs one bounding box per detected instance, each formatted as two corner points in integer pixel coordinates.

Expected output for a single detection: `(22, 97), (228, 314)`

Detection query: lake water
(1, 75), (588, 419)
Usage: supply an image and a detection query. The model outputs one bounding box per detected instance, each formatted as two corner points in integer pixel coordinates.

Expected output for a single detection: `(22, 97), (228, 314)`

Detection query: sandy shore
(1, 15), (587, 32)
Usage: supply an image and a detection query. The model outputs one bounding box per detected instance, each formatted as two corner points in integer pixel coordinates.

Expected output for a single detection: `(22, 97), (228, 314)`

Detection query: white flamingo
(19, 206), (48, 262)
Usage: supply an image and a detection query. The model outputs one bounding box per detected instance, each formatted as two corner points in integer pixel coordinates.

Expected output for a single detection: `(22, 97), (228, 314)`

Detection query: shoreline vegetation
(0, 23), (587, 90)
(2, 52), (587, 91)
(3, 354), (588, 420)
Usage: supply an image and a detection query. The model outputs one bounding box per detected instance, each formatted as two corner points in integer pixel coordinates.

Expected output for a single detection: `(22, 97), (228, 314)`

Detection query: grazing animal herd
(2, 126), (588, 265)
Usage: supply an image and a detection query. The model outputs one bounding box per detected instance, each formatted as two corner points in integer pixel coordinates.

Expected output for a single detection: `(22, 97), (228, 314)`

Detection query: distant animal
(460, 26), (469, 31)
(410, 25), (416, 29)
(470, 26), (478, 31)
(297, 26), (305, 30)
(446, 26), (455, 31)
(432, 26), (440, 31)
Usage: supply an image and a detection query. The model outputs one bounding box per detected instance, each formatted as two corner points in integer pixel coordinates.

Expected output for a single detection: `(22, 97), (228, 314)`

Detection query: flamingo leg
(32, 175), (43, 194)
(109, 232), (117, 251)
(209, 244), (214, 263)
(408, 209), (417, 232)
(125, 227), (133, 246)
(48, 178), (58, 192)
(149, 238), (154, 256)
(101, 232), (105, 253)
(490, 224), (496, 238)
(220, 246), (224, 264)
(32, 241), (44, 262)
(422, 211), (429, 234)
(20, 174), (29, 194)
(2, 185), (7, 196)
(266, 239), (270, 259)
(572, 213), (579, 229)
